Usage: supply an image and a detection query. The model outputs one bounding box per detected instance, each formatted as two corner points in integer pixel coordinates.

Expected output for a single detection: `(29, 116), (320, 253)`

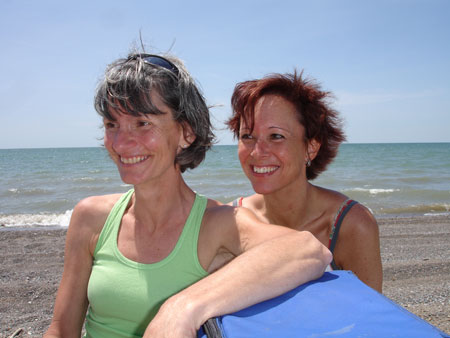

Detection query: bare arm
(144, 206), (332, 337)
(334, 203), (383, 292)
(44, 196), (112, 337)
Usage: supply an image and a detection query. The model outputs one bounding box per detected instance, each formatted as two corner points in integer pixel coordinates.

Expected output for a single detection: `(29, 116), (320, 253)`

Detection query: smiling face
(103, 91), (188, 186)
(238, 94), (319, 195)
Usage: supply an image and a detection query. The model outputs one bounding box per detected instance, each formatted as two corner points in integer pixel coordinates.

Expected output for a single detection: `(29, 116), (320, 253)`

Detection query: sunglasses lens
(140, 55), (179, 75)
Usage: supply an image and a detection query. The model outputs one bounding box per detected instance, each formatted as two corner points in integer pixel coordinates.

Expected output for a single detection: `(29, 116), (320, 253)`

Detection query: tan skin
(44, 91), (331, 338)
(231, 94), (382, 292)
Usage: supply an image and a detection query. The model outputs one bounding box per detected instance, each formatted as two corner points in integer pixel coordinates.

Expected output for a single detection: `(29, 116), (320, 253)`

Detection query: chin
(118, 173), (143, 186)
(251, 184), (277, 195)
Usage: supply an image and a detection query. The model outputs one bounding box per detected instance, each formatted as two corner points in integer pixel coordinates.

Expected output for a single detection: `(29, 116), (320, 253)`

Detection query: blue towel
(198, 271), (449, 338)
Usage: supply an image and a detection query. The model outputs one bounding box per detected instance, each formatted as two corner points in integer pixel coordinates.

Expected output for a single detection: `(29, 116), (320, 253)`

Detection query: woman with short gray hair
(44, 52), (331, 338)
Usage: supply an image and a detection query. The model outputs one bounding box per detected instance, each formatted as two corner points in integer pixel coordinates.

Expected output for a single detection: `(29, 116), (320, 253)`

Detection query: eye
(138, 120), (151, 127)
(270, 133), (285, 140)
(104, 121), (117, 129)
(240, 133), (253, 140)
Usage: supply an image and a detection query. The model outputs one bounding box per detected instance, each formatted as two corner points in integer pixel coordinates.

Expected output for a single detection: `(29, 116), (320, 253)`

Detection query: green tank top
(85, 190), (208, 337)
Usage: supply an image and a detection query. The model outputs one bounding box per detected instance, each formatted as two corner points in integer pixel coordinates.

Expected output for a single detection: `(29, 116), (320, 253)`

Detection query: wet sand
(1, 215), (449, 337)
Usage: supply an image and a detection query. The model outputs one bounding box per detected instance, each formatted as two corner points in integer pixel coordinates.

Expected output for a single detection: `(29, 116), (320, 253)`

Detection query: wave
(72, 176), (116, 183)
(73, 177), (96, 182)
(345, 188), (400, 195)
(423, 212), (450, 217)
(377, 203), (450, 216)
(4, 187), (52, 196)
(0, 210), (73, 227)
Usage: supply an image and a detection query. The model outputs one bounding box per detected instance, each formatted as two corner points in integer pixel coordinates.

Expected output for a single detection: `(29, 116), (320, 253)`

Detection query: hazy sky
(1, 0), (449, 148)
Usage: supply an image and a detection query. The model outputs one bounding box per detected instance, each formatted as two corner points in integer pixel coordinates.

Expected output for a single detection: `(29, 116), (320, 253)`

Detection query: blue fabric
(198, 271), (449, 338)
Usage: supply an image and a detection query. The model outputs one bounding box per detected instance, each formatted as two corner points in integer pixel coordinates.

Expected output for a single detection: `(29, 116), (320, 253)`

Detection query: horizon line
(1, 141), (450, 151)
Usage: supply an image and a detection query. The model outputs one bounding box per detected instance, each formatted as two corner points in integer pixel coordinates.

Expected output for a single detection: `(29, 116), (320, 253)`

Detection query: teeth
(120, 156), (148, 164)
(253, 166), (277, 174)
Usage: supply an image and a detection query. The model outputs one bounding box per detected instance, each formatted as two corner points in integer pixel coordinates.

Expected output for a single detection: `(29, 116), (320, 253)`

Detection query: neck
(261, 181), (316, 230)
(130, 172), (196, 232)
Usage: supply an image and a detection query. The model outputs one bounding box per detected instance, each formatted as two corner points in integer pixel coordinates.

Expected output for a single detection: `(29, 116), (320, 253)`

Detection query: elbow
(298, 231), (333, 278)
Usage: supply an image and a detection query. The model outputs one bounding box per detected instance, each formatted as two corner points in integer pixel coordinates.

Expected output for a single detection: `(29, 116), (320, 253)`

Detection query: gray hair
(94, 53), (215, 172)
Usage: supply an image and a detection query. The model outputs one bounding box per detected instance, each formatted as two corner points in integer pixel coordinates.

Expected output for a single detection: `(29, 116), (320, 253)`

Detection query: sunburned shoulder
(206, 197), (224, 208)
(204, 197), (261, 227)
(206, 197), (258, 213)
(204, 198), (236, 223)
(205, 204), (269, 242)
(314, 186), (378, 234)
(74, 193), (123, 218)
(340, 202), (379, 238)
(63, 193), (126, 256)
(69, 193), (125, 234)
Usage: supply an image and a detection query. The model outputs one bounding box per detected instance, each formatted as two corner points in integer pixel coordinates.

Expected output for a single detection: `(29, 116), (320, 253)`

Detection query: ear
(178, 122), (196, 149)
(306, 139), (321, 162)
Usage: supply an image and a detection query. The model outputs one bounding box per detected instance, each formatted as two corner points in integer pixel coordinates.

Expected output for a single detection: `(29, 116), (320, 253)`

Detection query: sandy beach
(1, 215), (449, 337)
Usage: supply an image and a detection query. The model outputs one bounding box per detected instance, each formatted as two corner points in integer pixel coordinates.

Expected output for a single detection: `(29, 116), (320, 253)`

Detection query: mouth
(252, 165), (278, 174)
(120, 155), (149, 165)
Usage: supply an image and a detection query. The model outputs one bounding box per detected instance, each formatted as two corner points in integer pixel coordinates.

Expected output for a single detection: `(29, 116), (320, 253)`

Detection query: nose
(110, 127), (137, 152)
(250, 138), (269, 158)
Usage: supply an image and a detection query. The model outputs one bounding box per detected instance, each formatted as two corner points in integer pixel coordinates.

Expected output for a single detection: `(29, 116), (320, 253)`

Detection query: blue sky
(1, 0), (449, 148)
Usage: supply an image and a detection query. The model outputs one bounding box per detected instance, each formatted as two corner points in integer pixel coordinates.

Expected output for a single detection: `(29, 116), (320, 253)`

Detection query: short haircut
(95, 53), (215, 172)
(227, 71), (345, 180)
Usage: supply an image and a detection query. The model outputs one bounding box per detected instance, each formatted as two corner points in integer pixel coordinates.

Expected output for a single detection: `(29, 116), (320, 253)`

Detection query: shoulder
(334, 200), (380, 265)
(314, 186), (376, 229)
(204, 198), (261, 230)
(333, 201), (382, 291)
(340, 202), (379, 238)
(229, 194), (267, 222)
(67, 193), (124, 254)
(203, 200), (239, 237)
(198, 200), (242, 272)
(203, 199), (293, 251)
(201, 199), (269, 253)
(72, 194), (122, 227)
(312, 185), (378, 240)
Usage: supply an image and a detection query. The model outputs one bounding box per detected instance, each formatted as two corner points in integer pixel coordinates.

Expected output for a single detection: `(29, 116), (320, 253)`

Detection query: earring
(182, 144), (189, 149)
(306, 159), (311, 167)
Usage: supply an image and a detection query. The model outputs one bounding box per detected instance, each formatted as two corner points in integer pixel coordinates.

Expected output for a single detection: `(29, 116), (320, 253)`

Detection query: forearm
(44, 300), (87, 338)
(44, 318), (83, 338)
(43, 331), (59, 338)
(157, 231), (331, 331)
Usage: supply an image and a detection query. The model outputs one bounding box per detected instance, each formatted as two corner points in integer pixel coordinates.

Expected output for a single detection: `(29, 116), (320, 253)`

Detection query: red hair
(227, 71), (345, 180)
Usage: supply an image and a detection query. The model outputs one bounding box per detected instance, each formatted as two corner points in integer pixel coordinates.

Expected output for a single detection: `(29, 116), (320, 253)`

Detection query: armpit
(206, 249), (236, 273)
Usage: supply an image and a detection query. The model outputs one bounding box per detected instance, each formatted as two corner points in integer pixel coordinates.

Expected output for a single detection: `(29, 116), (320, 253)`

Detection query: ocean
(1, 143), (449, 227)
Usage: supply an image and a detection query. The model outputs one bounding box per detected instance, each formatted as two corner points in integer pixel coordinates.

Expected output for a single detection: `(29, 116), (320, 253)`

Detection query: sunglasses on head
(129, 53), (179, 76)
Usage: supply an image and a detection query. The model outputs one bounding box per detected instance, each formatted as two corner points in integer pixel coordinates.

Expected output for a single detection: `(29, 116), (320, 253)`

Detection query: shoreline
(1, 215), (449, 336)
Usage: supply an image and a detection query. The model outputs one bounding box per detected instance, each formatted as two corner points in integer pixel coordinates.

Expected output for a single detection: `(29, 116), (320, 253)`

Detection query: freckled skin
(103, 92), (185, 187)
(238, 95), (312, 196)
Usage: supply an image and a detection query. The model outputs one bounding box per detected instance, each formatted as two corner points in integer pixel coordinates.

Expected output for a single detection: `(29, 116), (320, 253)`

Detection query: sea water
(0, 143), (449, 227)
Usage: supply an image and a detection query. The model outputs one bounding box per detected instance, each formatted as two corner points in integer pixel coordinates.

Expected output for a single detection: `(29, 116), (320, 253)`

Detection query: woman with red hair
(228, 72), (382, 292)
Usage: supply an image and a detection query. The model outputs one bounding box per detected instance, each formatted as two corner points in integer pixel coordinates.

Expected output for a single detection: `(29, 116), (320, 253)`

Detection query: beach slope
(1, 215), (449, 337)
